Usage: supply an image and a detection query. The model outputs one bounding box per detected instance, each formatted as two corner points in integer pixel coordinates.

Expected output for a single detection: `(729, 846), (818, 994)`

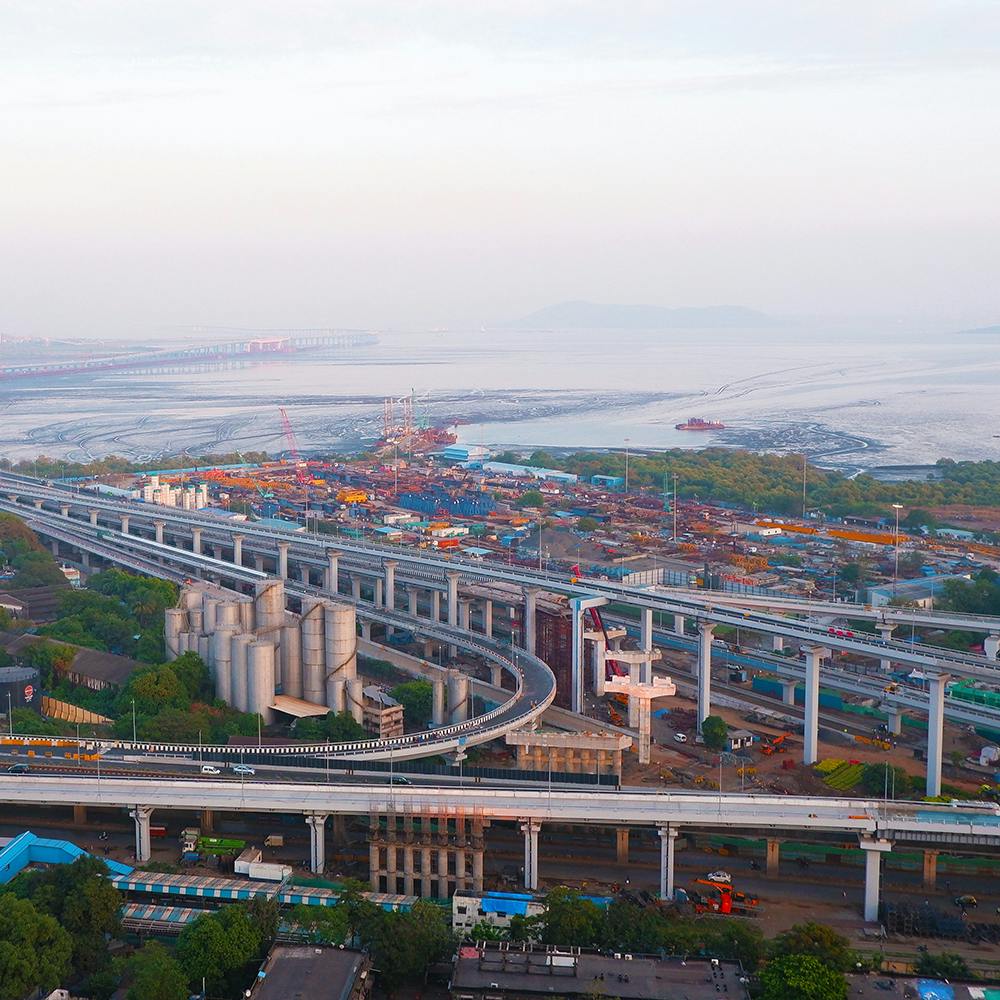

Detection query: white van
(200, 764), (221, 775)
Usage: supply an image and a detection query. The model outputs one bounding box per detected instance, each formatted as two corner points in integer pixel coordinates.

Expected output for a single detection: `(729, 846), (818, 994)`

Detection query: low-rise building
(362, 685), (404, 739)
(450, 944), (749, 1000)
(452, 891), (545, 935)
(252, 945), (373, 1000)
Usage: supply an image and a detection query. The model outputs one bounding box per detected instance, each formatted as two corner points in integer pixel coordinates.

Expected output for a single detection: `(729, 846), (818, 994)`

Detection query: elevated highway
(2, 773), (997, 920)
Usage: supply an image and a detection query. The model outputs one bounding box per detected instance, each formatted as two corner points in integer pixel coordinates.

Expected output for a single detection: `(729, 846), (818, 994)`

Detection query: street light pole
(624, 438), (630, 494)
(672, 474), (678, 542)
(7, 692), (12, 735)
(131, 698), (137, 743)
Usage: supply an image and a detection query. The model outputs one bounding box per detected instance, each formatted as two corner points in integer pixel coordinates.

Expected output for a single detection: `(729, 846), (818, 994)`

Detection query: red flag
(570, 564), (581, 576)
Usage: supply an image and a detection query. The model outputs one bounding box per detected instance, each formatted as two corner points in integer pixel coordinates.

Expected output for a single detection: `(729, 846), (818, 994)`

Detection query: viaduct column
(277, 542), (289, 579)
(89, 509), (99, 527)
(130, 806), (154, 863)
(306, 814), (329, 874)
(120, 514), (130, 535)
(325, 550), (340, 594)
(482, 599), (493, 638)
(520, 819), (541, 891)
(640, 607), (654, 683)
(877, 625), (895, 671)
(446, 571), (460, 627)
(673, 613), (685, 637)
(696, 623), (715, 733)
(232, 533), (244, 567)
(407, 588), (418, 617)
(191, 527), (202, 555)
(523, 588), (539, 655)
(985, 634), (1000, 660)
(154, 520), (165, 545)
(60, 503), (70, 518)
(658, 826), (679, 900)
(803, 645), (825, 765)
(383, 560), (397, 610)
(926, 673), (950, 798)
(860, 837), (892, 922)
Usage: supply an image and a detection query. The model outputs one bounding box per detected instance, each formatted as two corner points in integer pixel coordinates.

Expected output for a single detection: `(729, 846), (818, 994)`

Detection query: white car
(200, 764), (221, 775)
(673, 732), (688, 744)
(706, 870), (732, 884)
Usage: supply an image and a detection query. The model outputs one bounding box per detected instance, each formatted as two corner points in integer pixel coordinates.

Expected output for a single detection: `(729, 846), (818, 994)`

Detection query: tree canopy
(701, 715), (728, 751)
(759, 954), (848, 1000)
(391, 679), (433, 729)
(769, 922), (855, 972)
(0, 893), (73, 1000)
(123, 941), (189, 1000)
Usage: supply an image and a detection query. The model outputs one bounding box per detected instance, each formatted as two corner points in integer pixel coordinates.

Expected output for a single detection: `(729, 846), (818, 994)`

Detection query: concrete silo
(248, 641), (276, 724)
(300, 601), (326, 705)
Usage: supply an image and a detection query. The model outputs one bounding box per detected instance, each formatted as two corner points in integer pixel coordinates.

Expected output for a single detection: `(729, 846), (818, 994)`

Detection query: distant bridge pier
(306, 813), (329, 874)
(232, 533), (244, 567)
(697, 622), (715, 733)
(89, 509), (99, 526)
(926, 673), (950, 798)
(520, 819), (541, 890)
(523, 587), (540, 655)
(383, 560), (397, 611)
(803, 645), (826, 765)
(986, 634), (1000, 660)
(877, 625), (895, 671)
(324, 550), (340, 593)
(191, 526), (202, 555)
(154, 520), (165, 545)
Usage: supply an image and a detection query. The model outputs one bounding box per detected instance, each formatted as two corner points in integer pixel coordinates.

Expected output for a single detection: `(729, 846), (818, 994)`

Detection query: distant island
(957, 324), (1000, 336)
(505, 300), (775, 330)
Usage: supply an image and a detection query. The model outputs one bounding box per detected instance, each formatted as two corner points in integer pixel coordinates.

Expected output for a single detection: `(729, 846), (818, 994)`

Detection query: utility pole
(672, 474), (679, 542)
(892, 503), (903, 596)
(801, 453), (807, 520)
(624, 438), (630, 494)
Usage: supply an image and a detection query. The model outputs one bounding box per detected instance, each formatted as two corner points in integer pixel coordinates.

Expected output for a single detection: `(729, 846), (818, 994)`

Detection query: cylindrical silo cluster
(167, 579), (358, 724)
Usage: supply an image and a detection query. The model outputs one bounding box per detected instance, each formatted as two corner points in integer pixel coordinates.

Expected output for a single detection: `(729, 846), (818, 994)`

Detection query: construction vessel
(675, 417), (725, 431)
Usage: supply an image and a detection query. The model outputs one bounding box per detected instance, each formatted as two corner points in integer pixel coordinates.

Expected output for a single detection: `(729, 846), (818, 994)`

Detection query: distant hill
(957, 324), (1000, 335)
(505, 300), (774, 330)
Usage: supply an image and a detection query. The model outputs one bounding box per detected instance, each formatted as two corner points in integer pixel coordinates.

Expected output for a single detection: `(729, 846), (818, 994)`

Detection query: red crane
(278, 407), (308, 483)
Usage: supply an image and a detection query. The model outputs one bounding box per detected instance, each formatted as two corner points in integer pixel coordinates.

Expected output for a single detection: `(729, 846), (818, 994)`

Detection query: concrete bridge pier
(986, 634), (1000, 660)
(120, 515), (130, 535)
(191, 526), (201, 555)
(383, 560), (396, 610)
(674, 613), (686, 637)
(659, 826), (679, 899)
(431, 589), (441, 623)
(325, 550), (340, 594)
(523, 588), (539, 655)
(130, 806), (154, 863)
(482, 598), (493, 638)
(697, 623), (715, 733)
(277, 542), (289, 579)
(154, 520), (165, 545)
(232, 533), (244, 567)
(802, 645), (825, 765)
(861, 837), (892, 922)
(521, 819), (541, 890)
(253, 554), (265, 572)
(306, 813), (329, 874)
(89, 509), (99, 526)
(877, 625), (895, 671)
(407, 587), (418, 618)
(926, 673), (950, 798)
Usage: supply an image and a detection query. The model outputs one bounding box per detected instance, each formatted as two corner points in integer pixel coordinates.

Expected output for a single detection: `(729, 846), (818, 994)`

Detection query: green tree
(391, 680), (433, 729)
(516, 490), (545, 508)
(539, 887), (604, 947)
(770, 922), (855, 971)
(290, 904), (350, 944)
(915, 951), (972, 980)
(577, 516), (599, 532)
(124, 941), (189, 1000)
(859, 763), (914, 799)
(363, 901), (453, 989)
(701, 715), (728, 751)
(12, 855), (122, 977)
(176, 904), (264, 993)
(760, 954), (848, 1000)
(0, 893), (73, 1000)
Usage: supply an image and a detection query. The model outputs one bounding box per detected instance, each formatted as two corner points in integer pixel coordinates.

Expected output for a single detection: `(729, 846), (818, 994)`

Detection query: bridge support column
(803, 645), (824, 765)
(33, 499), (44, 510)
(306, 814), (329, 874)
(570, 601), (586, 714)
(523, 588), (539, 655)
(407, 588), (418, 617)
(860, 837), (892, 922)
(360, 621), (371, 641)
(200, 809), (215, 833)
(616, 827), (629, 865)
(120, 515), (130, 535)
(592, 637), (607, 697)
(254, 555), (264, 572)
(277, 542), (289, 579)
(89, 509), (99, 526)
(520, 819), (541, 891)
(780, 680), (797, 705)
(191, 527), (201, 555)
(766, 838), (780, 877)
(325, 550), (340, 594)
(437, 848), (450, 899)
(659, 826), (679, 899)
(926, 672), (950, 799)
(697, 623), (714, 733)
(73, 804), (87, 825)
(232, 533), (243, 566)
(384, 560), (396, 610)
(490, 664), (503, 688)
(421, 847), (433, 898)
(431, 589), (441, 623)
(374, 577), (383, 608)
(80, 551), (89, 569)
(154, 520), (165, 545)
(351, 577), (361, 602)
(985, 634), (1000, 660)
(482, 599), (493, 638)
(130, 806), (154, 863)
(640, 607), (654, 683)
(673, 613), (685, 637)
(432, 679), (446, 727)
(403, 847), (415, 896)
(60, 503), (70, 518)
(458, 598), (471, 632)
(877, 625), (894, 671)
(446, 571), (460, 627)
(772, 634), (784, 653)
(885, 707), (903, 736)
(922, 849), (938, 890)
(369, 843), (380, 891)
(299, 563), (310, 585)
(212, 544), (223, 560)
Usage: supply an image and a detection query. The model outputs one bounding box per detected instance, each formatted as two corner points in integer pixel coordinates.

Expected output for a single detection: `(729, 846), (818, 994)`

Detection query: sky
(1, 1), (999, 338)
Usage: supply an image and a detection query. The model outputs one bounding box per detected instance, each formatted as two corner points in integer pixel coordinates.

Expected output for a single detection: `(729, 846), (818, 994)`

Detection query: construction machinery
(760, 733), (792, 756)
(689, 879), (760, 916)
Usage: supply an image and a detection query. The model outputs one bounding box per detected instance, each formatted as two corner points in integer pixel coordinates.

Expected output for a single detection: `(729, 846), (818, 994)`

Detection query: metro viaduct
(3, 774), (999, 922)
